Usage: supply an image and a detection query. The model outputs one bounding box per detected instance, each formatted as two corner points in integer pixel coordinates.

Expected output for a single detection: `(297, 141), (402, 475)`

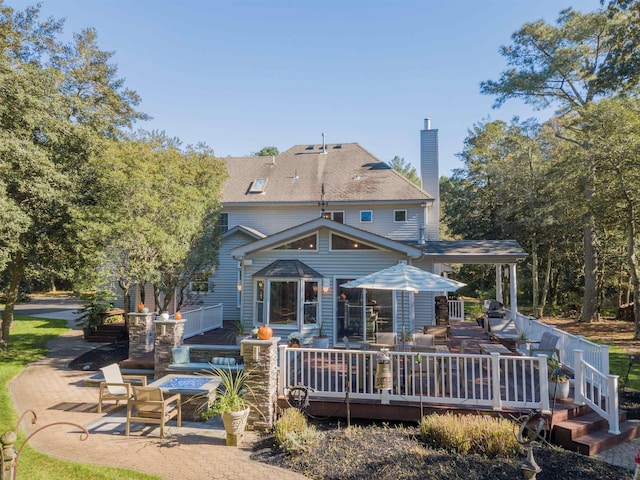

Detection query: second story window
(394, 210), (407, 222)
(360, 210), (373, 223)
(218, 212), (229, 233)
(322, 211), (344, 223)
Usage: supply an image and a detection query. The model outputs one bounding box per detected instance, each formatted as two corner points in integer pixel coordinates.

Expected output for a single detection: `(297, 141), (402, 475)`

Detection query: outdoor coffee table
(479, 343), (512, 355)
(148, 374), (221, 421)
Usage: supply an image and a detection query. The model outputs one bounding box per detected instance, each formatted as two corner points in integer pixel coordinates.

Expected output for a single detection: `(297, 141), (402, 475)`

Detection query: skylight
(249, 178), (267, 193)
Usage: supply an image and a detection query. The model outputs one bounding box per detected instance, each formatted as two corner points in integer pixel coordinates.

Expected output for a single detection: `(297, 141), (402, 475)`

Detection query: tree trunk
(539, 246), (553, 318)
(581, 214), (600, 322)
(1, 252), (25, 350)
(118, 278), (131, 330)
(623, 204), (640, 340)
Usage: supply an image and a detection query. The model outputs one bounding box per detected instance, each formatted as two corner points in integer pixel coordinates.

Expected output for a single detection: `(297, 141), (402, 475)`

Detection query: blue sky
(12, 0), (602, 175)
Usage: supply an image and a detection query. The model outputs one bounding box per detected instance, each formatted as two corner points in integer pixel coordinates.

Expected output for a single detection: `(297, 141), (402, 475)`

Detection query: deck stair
(550, 400), (640, 456)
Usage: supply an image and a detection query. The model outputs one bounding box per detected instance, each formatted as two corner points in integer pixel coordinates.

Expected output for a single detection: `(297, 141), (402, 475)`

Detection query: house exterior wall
(225, 203), (429, 242)
(178, 231), (257, 321)
(238, 226), (408, 343)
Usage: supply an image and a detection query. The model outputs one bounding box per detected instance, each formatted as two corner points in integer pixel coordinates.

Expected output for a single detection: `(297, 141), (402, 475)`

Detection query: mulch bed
(67, 340), (129, 371)
(251, 421), (632, 480)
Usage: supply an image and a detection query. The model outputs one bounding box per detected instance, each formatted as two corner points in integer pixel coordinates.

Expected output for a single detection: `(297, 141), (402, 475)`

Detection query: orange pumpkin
(174, 311), (183, 320)
(257, 324), (273, 340)
(137, 303), (145, 312)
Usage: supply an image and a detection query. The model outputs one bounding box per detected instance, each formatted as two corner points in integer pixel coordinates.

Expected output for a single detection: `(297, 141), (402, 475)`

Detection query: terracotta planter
(288, 342), (301, 348)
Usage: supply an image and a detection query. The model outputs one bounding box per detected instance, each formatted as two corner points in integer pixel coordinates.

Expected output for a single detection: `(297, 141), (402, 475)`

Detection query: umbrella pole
(401, 291), (405, 346)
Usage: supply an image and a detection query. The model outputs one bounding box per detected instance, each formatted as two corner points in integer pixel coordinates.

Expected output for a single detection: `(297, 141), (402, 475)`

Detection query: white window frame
(393, 209), (407, 223)
(219, 212), (229, 232)
(322, 211), (345, 223)
(360, 210), (373, 223)
(189, 272), (210, 294)
(253, 277), (322, 330)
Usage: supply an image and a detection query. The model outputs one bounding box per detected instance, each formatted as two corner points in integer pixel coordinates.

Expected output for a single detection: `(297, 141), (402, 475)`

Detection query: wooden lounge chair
(528, 332), (561, 360)
(97, 363), (147, 413)
(126, 386), (182, 438)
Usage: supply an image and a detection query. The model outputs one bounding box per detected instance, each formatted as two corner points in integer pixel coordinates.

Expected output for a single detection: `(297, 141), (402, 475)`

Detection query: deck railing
(177, 304), (224, 339)
(573, 350), (620, 434)
(448, 300), (465, 321)
(514, 312), (609, 375)
(278, 345), (550, 414)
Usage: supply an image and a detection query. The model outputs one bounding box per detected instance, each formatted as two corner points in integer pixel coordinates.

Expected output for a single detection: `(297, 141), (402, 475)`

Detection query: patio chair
(97, 363), (147, 413)
(125, 386), (182, 439)
(528, 332), (561, 360)
(413, 333), (435, 347)
(376, 332), (397, 346)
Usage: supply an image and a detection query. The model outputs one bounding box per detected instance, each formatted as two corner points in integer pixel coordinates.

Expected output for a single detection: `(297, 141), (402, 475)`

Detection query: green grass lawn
(608, 344), (640, 391)
(0, 315), (159, 480)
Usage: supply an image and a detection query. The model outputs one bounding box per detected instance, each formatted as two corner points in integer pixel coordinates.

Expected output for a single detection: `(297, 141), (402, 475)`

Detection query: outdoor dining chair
(97, 363), (148, 413)
(125, 386), (182, 439)
(413, 333), (435, 347)
(376, 332), (397, 346)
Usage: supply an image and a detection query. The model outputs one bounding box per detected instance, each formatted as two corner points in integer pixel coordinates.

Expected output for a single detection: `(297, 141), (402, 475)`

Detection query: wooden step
(553, 410), (640, 456)
(566, 419), (640, 456)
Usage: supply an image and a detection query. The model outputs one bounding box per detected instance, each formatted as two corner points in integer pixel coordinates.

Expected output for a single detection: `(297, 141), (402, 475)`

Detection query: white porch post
(495, 264), (503, 304)
(508, 263), (518, 318)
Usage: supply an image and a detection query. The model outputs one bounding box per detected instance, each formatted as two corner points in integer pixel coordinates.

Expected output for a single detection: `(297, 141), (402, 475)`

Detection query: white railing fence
(448, 300), (465, 321)
(278, 345), (550, 414)
(514, 312), (609, 375)
(573, 350), (620, 434)
(177, 304), (224, 338)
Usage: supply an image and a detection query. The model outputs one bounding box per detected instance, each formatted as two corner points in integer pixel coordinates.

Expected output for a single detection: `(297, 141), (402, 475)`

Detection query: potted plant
(400, 330), (414, 345)
(312, 319), (330, 348)
(548, 355), (570, 400)
(229, 320), (250, 346)
(288, 331), (303, 347)
(204, 366), (251, 446)
(74, 290), (115, 339)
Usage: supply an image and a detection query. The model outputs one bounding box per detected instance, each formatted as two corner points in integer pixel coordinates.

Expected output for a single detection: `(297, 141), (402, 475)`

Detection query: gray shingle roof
(253, 259), (322, 278)
(221, 143), (432, 204)
(420, 240), (529, 263)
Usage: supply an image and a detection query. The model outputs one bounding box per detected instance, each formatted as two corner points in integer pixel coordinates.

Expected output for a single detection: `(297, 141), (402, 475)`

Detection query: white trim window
(190, 272), (210, 294)
(394, 209), (407, 222)
(322, 211), (345, 224)
(254, 278), (321, 329)
(360, 210), (373, 223)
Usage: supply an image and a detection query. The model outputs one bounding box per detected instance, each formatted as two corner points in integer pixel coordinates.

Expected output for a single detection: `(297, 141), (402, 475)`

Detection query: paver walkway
(8, 305), (307, 480)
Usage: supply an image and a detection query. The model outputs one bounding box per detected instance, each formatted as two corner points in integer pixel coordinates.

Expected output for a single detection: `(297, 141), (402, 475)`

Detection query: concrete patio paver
(8, 326), (307, 480)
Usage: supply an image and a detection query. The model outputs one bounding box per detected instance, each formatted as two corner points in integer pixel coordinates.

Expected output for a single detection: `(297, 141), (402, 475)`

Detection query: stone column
(154, 319), (185, 380)
(241, 337), (280, 431)
(1, 431), (16, 480)
(127, 313), (155, 358)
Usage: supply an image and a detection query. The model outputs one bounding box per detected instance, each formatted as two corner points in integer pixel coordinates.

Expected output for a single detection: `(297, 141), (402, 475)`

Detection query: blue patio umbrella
(340, 263), (466, 340)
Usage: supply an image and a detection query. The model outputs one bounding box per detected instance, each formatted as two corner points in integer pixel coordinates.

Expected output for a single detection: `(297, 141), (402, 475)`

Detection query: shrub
(420, 413), (521, 458)
(274, 408), (320, 454)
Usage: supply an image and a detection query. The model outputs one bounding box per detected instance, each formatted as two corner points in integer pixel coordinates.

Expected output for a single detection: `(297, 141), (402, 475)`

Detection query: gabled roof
(222, 143), (433, 205)
(420, 240), (528, 263)
(254, 260), (322, 278)
(222, 225), (267, 240)
(230, 217), (424, 259)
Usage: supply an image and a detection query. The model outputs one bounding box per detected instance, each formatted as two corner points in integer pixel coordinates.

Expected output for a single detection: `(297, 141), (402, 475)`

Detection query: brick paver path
(9, 329), (307, 480)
